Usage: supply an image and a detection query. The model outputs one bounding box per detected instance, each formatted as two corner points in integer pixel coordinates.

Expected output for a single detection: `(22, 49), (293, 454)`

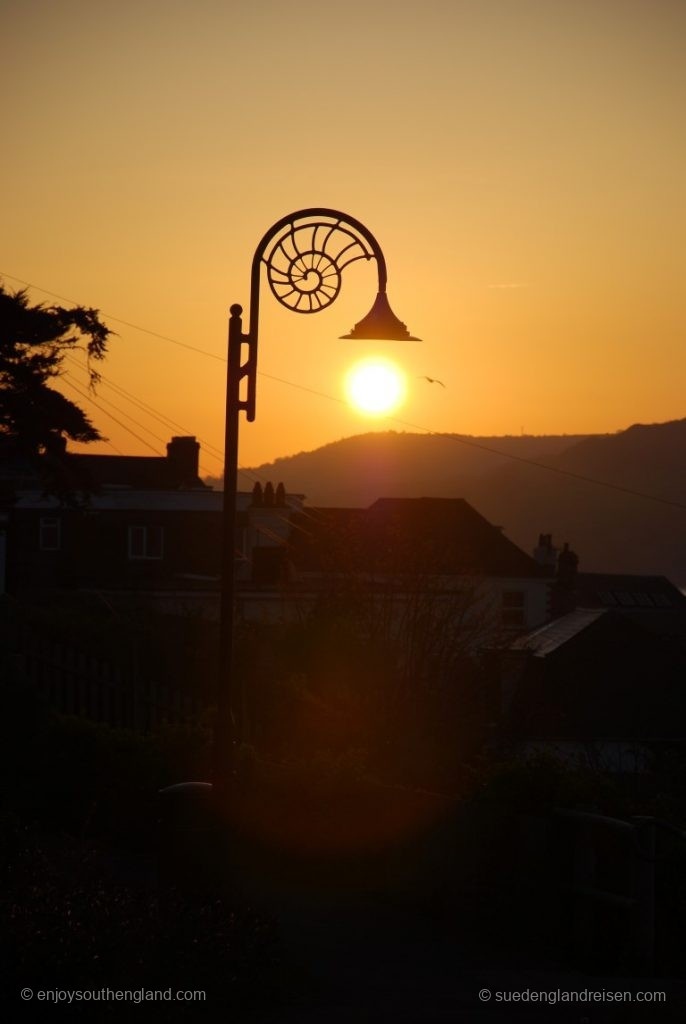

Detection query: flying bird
(418, 375), (446, 388)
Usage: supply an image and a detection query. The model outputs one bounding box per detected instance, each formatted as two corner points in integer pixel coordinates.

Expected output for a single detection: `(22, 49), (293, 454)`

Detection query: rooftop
(289, 497), (544, 578)
(510, 608), (606, 656)
(575, 571), (686, 609)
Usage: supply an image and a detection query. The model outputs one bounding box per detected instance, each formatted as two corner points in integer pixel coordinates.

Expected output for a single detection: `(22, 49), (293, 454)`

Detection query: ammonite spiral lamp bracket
(231, 208), (419, 425)
(215, 209), (419, 790)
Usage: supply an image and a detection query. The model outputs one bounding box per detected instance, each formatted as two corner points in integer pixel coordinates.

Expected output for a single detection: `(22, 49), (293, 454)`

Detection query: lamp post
(214, 208), (419, 792)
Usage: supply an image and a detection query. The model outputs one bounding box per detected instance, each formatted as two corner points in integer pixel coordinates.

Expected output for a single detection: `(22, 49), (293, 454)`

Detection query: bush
(2, 818), (283, 1011)
(1, 673), (212, 847)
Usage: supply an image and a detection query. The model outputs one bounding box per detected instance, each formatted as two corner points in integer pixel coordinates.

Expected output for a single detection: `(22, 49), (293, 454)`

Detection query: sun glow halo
(345, 357), (407, 416)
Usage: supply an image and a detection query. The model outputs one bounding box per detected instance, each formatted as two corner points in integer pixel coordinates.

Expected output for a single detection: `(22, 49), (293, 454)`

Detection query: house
(283, 497), (551, 633)
(508, 533), (686, 769)
(2, 436), (296, 593)
(3, 437), (307, 612)
(3, 437), (552, 635)
(500, 600), (686, 771)
(532, 532), (685, 617)
(5, 436), (215, 596)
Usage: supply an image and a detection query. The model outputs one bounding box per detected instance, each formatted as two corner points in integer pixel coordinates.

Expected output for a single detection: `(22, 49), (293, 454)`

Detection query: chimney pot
(166, 436), (200, 486)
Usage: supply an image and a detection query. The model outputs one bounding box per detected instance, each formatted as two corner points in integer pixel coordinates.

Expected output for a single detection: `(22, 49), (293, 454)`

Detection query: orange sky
(3, 0), (685, 475)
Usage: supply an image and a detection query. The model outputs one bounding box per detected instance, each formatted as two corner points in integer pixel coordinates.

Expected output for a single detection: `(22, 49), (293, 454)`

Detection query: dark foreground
(5, 689), (686, 1022)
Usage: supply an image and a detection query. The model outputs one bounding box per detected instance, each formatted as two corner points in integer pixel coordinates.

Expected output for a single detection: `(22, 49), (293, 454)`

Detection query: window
(40, 517), (61, 551)
(128, 525), (163, 560)
(251, 545), (287, 584)
(502, 589), (525, 627)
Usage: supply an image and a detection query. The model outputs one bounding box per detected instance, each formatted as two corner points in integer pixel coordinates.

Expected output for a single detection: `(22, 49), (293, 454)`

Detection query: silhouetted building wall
(6, 435), (560, 635)
(8, 483), (303, 600)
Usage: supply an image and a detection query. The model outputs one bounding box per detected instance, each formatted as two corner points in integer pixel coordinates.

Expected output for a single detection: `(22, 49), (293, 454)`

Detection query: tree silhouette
(0, 283), (111, 462)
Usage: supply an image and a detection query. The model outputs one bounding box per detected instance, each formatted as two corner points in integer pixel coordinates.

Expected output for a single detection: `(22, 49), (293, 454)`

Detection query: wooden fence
(517, 807), (686, 973)
(9, 626), (207, 733)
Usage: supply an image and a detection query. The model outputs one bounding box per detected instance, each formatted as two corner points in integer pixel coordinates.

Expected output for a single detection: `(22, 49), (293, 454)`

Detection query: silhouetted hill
(239, 431), (590, 505)
(473, 420), (686, 584)
(214, 420), (686, 585)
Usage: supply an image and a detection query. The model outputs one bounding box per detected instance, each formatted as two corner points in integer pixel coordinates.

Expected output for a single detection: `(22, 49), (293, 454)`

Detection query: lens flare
(344, 357), (407, 416)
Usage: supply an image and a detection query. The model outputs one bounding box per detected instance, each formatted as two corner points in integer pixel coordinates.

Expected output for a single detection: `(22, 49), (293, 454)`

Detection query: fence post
(634, 819), (655, 975)
(130, 642), (141, 732)
(572, 821), (596, 957)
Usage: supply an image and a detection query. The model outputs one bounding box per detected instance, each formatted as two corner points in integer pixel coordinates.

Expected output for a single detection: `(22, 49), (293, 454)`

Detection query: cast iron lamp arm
(235, 207), (390, 423)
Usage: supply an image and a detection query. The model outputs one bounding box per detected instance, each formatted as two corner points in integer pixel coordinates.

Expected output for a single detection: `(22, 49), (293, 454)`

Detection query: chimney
(166, 436), (200, 485)
(533, 532), (558, 571)
(551, 542), (580, 617)
(557, 542), (579, 587)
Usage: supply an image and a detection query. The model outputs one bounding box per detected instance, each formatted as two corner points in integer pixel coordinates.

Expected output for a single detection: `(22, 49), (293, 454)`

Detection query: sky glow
(2, 0), (685, 469)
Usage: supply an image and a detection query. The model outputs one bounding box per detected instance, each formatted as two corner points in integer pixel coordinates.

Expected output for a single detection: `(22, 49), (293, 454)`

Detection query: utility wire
(6, 270), (686, 513)
(61, 374), (302, 550)
(389, 417), (686, 512)
(0, 270), (346, 402)
(1, 273), (317, 544)
(63, 370), (173, 450)
(0, 271), (226, 364)
(63, 354), (229, 467)
(67, 358), (224, 458)
(63, 369), (219, 479)
(61, 360), (320, 535)
(60, 376), (164, 456)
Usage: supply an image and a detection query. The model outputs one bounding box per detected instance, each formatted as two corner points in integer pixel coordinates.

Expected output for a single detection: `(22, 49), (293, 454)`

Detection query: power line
(63, 357), (269, 485)
(389, 417), (686, 512)
(63, 354), (226, 464)
(60, 376), (164, 456)
(63, 368), (223, 479)
(67, 349), (686, 529)
(6, 270), (686, 513)
(0, 271), (227, 363)
(0, 270), (348, 401)
(61, 359), (322, 533)
(91, 433), (125, 456)
(0, 276), (318, 543)
(63, 370), (171, 449)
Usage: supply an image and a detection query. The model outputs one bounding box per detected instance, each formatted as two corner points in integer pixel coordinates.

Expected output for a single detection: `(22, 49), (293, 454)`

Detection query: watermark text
(478, 988), (667, 1006)
(21, 988), (206, 1005)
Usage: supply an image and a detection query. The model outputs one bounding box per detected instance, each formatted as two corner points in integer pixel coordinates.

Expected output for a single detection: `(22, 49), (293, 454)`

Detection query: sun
(344, 357), (407, 416)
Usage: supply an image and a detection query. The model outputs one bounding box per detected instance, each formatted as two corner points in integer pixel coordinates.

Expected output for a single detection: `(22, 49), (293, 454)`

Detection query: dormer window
(128, 525), (163, 560)
(502, 589), (525, 627)
(252, 545), (287, 584)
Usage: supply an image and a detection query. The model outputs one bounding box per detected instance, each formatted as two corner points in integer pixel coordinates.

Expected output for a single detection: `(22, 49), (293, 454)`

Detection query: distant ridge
(245, 431), (591, 505)
(205, 420), (686, 584)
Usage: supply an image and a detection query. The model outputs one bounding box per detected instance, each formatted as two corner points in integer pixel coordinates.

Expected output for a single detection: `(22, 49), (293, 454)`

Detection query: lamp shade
(340, 291), (421, 341)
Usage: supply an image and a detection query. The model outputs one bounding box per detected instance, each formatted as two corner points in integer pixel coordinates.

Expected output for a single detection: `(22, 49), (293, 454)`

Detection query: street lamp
(215, 208), (420, 790)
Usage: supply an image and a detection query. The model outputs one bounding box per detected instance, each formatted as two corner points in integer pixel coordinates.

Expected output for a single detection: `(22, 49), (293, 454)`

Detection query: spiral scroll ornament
(265, 218), (373, 313)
